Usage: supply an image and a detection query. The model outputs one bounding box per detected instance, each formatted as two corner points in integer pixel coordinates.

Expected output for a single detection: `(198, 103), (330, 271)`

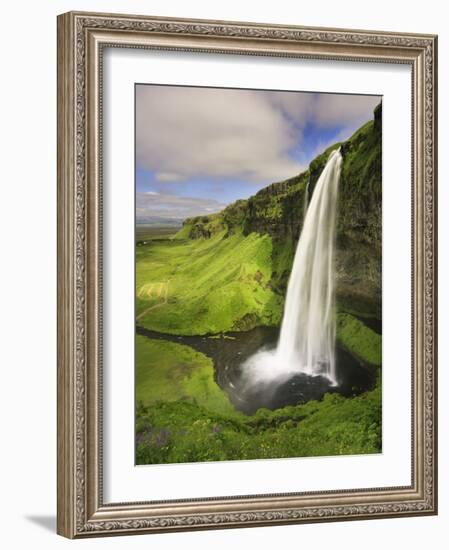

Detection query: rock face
(336, 113), (382, 318)
(180, 104), (382, 320)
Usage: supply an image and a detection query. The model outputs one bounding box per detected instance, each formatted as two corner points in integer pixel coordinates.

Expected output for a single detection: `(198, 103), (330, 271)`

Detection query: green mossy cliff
(178, 103), (382, 320)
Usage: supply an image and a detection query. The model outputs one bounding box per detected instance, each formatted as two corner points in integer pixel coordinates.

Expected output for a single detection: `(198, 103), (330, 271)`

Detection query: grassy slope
(136, 335), (381, 464)
(136, 335), (235, 415)
(136, 235), (380, 364)
(137, 390), (381, 464)
(136, 230), (282, 335)
(135, 235), (381, 464)
(337, 313), (381, 367)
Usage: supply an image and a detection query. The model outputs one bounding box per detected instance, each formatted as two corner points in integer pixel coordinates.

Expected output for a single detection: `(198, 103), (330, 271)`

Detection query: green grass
(171, 223), (192, 240)
(136, 230), (282, 335)
(336, 313), (381, 366)
(135, 333), (381, 465)
(136, 335), (235, 415)
(135, 229), (382, 464)
(136, 381), (381, 464)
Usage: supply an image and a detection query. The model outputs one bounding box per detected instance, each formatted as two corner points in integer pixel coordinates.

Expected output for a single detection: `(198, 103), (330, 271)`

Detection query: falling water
(243, 149), (342, 387)
(276, 148), (342, 383)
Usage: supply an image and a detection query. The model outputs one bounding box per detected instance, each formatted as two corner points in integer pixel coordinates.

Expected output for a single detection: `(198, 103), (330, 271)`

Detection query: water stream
(136, 325), (376, 415)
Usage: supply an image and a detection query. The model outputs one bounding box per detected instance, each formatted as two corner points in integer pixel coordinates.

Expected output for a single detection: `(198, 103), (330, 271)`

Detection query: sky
(136, 85), (380, 223)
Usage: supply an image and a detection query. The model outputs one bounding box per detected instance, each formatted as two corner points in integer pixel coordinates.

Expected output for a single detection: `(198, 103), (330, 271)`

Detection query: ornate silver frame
(57, 11), (438, 538)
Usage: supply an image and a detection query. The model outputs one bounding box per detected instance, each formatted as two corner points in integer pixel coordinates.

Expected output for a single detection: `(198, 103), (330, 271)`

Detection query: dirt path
(136, 281), (169, 321)
(138, 281), (169, 300)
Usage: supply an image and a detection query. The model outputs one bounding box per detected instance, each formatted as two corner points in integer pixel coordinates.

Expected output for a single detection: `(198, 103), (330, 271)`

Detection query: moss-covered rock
(336, 116), (382, 319)
(336, 313), (382, 367)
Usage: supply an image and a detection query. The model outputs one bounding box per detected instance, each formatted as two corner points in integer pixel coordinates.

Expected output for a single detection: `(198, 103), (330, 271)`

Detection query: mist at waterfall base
(240, 149), (345, 407)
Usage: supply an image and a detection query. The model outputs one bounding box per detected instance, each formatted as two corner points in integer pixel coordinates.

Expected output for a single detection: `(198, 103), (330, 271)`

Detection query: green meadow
(136, 230), (282, 334)
(135, 231), (382, 465)
(135, 114), (382, 465)
(136, 335), (235, 416)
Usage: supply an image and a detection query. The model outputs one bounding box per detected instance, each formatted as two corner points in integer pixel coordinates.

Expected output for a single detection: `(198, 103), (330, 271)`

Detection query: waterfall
(276, 148), (342, 384)
(243, 149), (342, 387)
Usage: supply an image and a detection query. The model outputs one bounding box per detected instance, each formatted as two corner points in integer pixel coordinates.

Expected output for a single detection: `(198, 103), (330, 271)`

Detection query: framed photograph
(57, 11), (438, 538)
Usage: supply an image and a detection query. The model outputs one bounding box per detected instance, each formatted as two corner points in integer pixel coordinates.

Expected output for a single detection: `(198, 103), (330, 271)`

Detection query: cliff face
(336, 108), (382, 318)
(180, 104), (382, 320)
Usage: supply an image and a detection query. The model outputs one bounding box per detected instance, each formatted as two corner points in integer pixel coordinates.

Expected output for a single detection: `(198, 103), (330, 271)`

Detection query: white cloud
(136, 86), (380, 183)
(312, 94), (380, 128)
(136, 86), (304, 183)
(156, 172), (183, 182)
(265, 91), (316, 124)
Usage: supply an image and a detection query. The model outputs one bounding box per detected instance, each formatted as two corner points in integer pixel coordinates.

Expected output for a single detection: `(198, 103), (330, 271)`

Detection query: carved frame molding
(57, 11), (437, 538)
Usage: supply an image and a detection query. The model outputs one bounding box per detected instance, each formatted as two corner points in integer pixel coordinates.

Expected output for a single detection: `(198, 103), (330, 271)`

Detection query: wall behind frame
(0, 0), (445, 549)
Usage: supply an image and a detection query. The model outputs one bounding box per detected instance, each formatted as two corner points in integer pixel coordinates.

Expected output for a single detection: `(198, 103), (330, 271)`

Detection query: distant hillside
(137, 216), (183, 227)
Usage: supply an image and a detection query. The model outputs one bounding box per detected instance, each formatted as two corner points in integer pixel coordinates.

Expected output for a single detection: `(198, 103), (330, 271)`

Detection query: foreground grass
(135, 336), (381, 465)
(136, 230), (282, 335)
(136, 385), (381, 464)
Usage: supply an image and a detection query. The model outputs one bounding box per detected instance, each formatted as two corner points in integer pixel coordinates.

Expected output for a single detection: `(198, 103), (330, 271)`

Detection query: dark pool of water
(136, 325), (378, 415)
